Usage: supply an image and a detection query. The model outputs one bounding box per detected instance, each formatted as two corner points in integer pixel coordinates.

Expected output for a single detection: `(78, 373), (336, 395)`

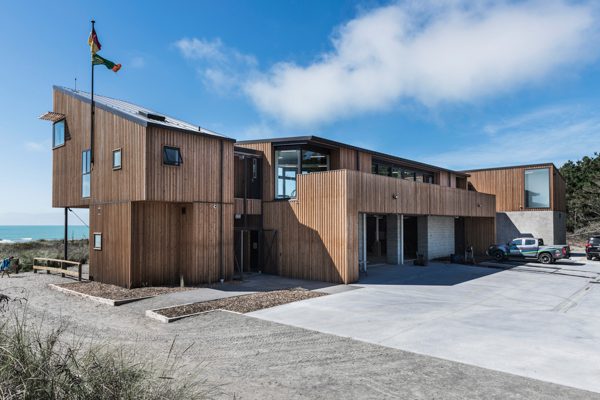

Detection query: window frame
(82, 149), (91, 198)
(274, 146), (330, 200)
(112, 148), (122, 170)
(162, 145), (183, 166)
(93, 232), (102, 250)
(524, 167), (551, 209)
(52, 119), (66, 149)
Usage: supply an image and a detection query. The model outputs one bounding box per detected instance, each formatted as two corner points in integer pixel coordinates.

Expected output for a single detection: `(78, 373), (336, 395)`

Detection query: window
(275, 147), (330, 199)
(525, 168), (550, 208)
(510, 239), (522, 246)
(82, 149), (91, 198)
(524, 239), (536, 245)
(372, 160), (434, 184)
(53, 120), (65, 148)
(93, 233), (102, 250)
(112, 148), (122, 170)
(163, 146), (182, 166)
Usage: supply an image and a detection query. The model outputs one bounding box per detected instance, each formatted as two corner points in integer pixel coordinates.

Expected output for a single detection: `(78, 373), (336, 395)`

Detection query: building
(465, 164), (567, 245)
(43, 86), (500, 287)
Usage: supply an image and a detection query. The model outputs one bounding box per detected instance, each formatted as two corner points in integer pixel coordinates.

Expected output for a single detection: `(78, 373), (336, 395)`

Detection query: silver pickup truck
(487, 237), (570, 264)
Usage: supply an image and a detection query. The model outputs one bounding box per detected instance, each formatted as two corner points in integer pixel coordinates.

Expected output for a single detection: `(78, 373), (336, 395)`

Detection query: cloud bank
(244, 0), (597, 126)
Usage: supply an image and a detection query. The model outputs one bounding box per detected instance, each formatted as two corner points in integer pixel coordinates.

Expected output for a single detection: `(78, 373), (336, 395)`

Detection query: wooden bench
(33, 258), (82, 281)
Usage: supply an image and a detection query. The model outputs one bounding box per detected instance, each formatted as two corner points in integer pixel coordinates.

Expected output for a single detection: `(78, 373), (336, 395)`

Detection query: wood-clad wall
(331, 147), (358, 170)
(464, 217), (496, 256)
(234, 198), (262, 215)
(553, 170), (567, 212)
(466, 164), (565, 212)
(146, 126), (233, 204)
(89, 202), (132, 286)
(53, 90), (92, 208)
(263, 170), (355, 284)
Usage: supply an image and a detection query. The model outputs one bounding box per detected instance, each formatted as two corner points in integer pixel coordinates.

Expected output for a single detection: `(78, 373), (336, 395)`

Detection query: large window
(53, 120), (65, 148)
(372, 160), (434, 184)
(275, 148), (329, 199)
(82, 149), (91, 198)
(163, 146), (183, 166)
(525, 168), (550, 208)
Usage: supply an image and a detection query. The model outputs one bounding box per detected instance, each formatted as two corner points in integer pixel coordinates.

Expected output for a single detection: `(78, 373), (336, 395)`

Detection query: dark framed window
(82, 149), (91, 198)
(93, 232), (102, 250)
(112, 148), (122, 170)
(163, 146), (183, 166)
(53, 119), (65, 148)
(524, 168), (550, 208)
(275, 147), (329, 199)
(373, 160), (434, 184)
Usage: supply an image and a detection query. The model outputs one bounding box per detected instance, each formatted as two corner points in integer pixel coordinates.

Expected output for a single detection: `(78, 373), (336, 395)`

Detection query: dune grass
(0, 240), (89, 272)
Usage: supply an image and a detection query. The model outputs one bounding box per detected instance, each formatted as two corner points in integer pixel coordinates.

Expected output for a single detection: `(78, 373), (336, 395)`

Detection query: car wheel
(587, 254), (593, 260)
(494, 251), (505, 262)
(538, 253), (552, 264)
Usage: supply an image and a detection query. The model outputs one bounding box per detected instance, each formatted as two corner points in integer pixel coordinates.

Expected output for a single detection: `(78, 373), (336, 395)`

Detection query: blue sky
(1, 0), (599, 225)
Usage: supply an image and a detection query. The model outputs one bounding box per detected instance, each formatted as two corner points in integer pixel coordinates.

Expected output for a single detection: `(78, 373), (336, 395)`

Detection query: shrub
(0, 303), (213, 400)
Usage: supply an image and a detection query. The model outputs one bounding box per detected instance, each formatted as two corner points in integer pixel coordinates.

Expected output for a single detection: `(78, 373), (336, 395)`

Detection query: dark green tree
(560, 152), (600, 232)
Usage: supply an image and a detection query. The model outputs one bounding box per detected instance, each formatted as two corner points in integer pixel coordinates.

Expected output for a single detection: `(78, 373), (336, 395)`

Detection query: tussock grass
(0, 240), (89, 271)
(0, 299), (214, 400)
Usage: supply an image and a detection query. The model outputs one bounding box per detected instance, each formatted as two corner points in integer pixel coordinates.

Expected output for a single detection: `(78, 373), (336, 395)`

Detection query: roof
(53, 86), (234, 141)
(238, 135), (467, 176)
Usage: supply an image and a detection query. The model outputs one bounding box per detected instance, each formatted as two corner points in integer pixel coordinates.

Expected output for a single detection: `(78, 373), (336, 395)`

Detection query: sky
(0, 0), (599, 225)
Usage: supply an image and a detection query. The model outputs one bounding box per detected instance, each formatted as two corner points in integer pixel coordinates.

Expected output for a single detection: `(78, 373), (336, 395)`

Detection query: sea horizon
(0, 225), (89, 243)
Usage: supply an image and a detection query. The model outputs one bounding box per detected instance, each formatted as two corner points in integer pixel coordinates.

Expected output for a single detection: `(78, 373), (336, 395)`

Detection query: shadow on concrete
(358, 262), (503, 286)
(217, 272), (340, 293)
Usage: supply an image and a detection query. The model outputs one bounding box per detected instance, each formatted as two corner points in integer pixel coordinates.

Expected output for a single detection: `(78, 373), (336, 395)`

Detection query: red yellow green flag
(88, 27), (101, 54)
(92, 54), (122, 72)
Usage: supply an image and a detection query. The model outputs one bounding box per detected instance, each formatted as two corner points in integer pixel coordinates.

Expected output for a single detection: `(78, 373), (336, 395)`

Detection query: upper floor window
(372, 160), (434, 184)
(275, 147), (329, 199)
(82, 149), (91, 198)
(524, 168), (550, 208)
(163, 146), (182, 166)
(112, 148), (122, 170)
(53, 120), (65, 148)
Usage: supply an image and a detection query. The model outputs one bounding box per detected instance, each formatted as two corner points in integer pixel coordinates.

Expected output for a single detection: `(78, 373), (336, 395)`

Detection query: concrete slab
(250, 259), (600, 394)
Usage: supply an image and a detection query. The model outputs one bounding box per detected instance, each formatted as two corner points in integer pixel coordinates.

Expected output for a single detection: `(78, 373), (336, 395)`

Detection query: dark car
(586, 236), (600, 260)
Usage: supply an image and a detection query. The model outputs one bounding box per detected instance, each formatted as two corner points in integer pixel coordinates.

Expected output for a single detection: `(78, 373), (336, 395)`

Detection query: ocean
(0, 225), (89, 243)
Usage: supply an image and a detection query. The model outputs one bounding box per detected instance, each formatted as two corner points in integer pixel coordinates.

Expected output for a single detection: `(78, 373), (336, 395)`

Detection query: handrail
(33, 257), (82, 281)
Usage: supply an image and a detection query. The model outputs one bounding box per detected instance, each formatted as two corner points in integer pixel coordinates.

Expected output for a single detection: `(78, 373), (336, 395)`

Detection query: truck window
(538, 239), (544, 246)
(525, 239), (536, 245)
(510, 239), (522, 246)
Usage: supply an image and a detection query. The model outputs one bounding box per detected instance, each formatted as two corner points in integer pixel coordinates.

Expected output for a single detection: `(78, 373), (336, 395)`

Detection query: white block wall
(418, 216), (455, 260)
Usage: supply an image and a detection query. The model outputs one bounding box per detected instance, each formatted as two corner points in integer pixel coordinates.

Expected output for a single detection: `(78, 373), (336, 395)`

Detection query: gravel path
(56, 281), (192, 300)
(1, 272), (598, 400)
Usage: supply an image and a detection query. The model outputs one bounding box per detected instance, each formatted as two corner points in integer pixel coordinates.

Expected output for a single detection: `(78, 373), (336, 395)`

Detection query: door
(509, 239), (523, 256)
(520, 238), (538, 257)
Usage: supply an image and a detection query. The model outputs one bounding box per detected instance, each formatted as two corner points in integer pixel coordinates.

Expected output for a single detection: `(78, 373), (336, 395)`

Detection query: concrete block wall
(496, 211), (566, 245)
(417, 216), (455, 260)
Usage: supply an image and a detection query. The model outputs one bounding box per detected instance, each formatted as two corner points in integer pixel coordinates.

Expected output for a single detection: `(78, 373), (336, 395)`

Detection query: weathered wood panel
(357, 151), (372, 173)
(89, 202), (132, 287)
(146, 127), (233, 204)
(331, 147), (358, 170)
(464, 217), (496, 256)
(467, 164), (561, 212)
(553, 166), (567, 212)
(234, 198), (262, 215)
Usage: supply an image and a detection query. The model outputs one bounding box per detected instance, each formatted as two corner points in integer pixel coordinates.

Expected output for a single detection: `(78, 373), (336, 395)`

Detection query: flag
(88, 27), (102, 54)
(92, 54), (122, 72)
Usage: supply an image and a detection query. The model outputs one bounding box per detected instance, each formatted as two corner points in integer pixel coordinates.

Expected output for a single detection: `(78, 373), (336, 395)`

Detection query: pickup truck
(487, 237), (570, 264)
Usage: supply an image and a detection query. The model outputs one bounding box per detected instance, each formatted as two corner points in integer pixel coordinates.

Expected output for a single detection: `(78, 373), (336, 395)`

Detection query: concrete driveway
(249, 256), (600, 394)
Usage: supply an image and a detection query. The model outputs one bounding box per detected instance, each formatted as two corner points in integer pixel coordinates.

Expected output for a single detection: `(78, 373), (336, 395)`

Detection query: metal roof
(53, 86), (234, 141)
(238, 135), (468, 176)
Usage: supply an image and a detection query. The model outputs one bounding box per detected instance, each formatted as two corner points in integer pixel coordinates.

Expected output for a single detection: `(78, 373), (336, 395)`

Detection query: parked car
(487, 237), (570, 264)
(586, 236), (600, 260)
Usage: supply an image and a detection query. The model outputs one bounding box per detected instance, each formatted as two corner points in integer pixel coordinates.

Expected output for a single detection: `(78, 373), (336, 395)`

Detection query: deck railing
(33, 258), (82, 281)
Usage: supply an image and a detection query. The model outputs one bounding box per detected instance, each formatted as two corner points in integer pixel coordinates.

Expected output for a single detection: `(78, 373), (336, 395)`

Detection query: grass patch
(155, 288), (326, 318)
(0, 240), (89, 272)
(0, 298), (214, 399)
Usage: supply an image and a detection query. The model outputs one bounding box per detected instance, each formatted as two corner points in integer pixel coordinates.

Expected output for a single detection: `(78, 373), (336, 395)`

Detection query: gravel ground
(55, 281), (192, 300)
(156, 289), (326, 317)
(1, 272), (599, 400)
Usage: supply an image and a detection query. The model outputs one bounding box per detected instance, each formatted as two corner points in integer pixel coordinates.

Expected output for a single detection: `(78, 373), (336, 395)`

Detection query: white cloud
(424, 105), (600, 169)
(175, 37), (257, 93)
(245, 0), (598, 126)
(130, 56), (145, 69)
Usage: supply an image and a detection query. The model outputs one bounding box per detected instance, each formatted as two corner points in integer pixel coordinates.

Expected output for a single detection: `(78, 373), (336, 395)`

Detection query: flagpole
(90, 19), (95, 167)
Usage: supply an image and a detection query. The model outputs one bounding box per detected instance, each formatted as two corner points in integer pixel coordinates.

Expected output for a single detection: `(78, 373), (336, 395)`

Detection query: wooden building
(44, 87), (500, 287)
(465, 164), (567, 245)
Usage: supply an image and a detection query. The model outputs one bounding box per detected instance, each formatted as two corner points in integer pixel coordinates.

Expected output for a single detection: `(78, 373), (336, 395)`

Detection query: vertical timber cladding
(52, 90), (92, 208)
(89, 202), (132, 287)
(464, 217), (496, 256)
